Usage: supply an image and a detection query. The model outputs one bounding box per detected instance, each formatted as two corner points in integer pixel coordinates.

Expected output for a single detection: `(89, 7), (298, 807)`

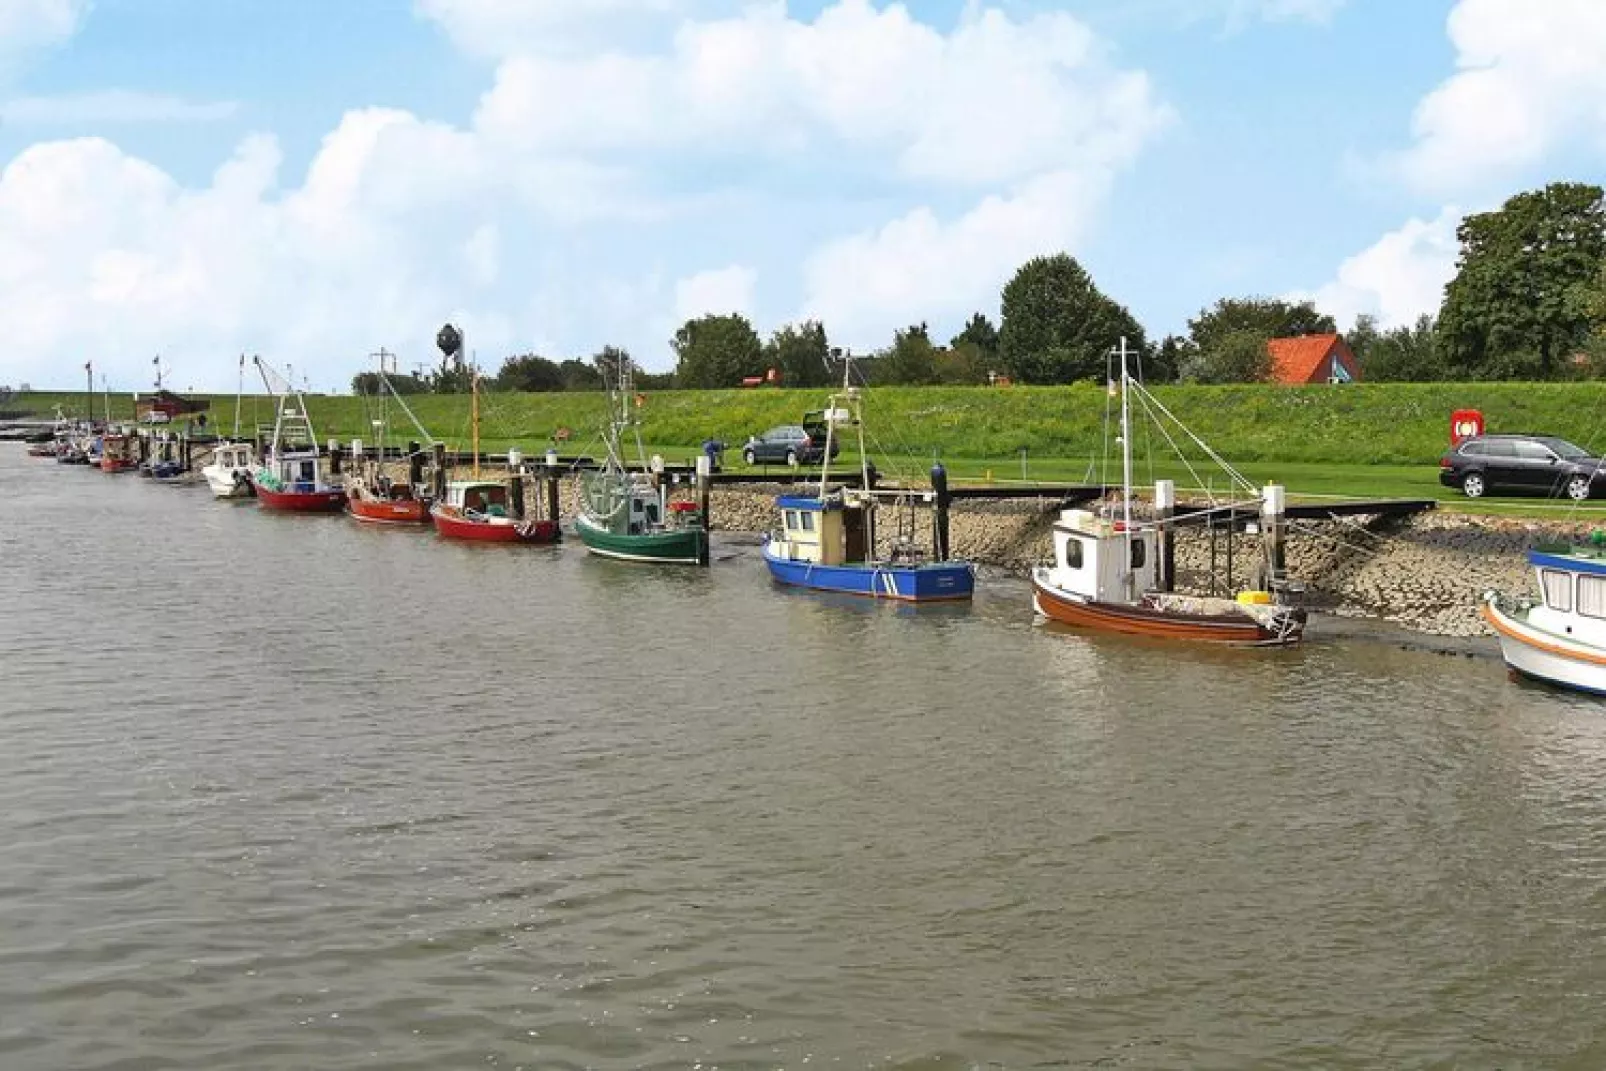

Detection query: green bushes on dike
(13, 381), (1606, 467)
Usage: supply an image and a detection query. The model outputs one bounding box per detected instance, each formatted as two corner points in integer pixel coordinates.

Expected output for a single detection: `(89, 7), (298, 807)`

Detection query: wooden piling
(930, 462), (951, 562)
(1262, 483), (1287, 592)
(1155, 479), (1175, 592)
(329, 441), (343, 476)
(545, 468), (561, 525)
(407, 440), (423, 488)
(508, 472), (526, 520)
(432, 442), (447, 501)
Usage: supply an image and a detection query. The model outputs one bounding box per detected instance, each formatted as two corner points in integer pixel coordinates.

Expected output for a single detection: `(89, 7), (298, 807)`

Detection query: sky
(0, 0), (1602, 391)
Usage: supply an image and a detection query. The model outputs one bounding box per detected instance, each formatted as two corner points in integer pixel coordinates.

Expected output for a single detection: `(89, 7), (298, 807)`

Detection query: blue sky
(0, 0), (1601, 390)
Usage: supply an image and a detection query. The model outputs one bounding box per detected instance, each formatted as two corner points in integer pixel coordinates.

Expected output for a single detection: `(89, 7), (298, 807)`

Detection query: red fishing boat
(344, 352), (438, 526)
(100, 431), (139, 473)
(250, 357), (347, 513)
(431, 481), (560, 543)
(349, 481), (430, 524)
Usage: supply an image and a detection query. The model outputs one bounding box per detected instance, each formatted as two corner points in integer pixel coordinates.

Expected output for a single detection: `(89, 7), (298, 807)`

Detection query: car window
(1547, 439), (1591, 460)
(1479, 440), (1517, 458)
(1514, 440), (1556, 461)
(1459, 441), (1485, 457)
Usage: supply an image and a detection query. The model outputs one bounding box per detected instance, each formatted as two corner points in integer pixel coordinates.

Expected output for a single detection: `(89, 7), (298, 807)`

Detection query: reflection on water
(1, 448), (1604, 1069)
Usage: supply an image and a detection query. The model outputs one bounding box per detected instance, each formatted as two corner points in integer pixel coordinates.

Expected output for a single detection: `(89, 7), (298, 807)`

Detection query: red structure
(1450, 409), (1484, 445)
(739, 368), (782, 388)
(1266, 333), (1360, 385)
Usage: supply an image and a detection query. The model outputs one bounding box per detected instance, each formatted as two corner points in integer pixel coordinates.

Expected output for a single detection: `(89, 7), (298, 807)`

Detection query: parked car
(141, 410), (171, 424)
(742, 420), (839, 466)
(1439, 433), (1606, 500)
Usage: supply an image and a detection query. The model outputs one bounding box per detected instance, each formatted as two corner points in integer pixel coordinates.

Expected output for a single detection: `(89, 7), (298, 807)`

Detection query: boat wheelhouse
(1483, 543), (1606, 695)
(431, 480), (559, 543)
(763, 494), (973, 601)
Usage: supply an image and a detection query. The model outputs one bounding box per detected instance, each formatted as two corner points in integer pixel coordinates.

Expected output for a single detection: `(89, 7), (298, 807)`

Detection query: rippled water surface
(3, 448), (1606, 1069)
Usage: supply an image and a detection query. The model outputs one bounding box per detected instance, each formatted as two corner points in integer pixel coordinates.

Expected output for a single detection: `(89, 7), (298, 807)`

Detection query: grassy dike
(13, 382), (1606, 508)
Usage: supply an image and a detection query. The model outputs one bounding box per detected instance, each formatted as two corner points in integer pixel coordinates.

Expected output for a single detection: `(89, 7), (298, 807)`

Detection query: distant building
(136, 389), (211, 421)
(1266, 333), (1360, 385)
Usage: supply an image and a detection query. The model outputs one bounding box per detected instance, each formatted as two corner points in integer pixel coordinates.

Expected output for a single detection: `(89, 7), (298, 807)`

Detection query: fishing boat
(1482, 540), (1606, 695)
(428, 366), (560, 543)
(250, 357), (346, 513)
(347, 351), (438, 526)
(201, 356), (258, 498)
(573, 358), (706, 564)
(760, 356), (974, 601)
(100, 430), (139, 473)
(1031, 339), (1305, 646)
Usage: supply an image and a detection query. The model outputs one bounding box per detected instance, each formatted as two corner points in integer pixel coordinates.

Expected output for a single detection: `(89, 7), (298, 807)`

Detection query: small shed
(137, 390), (211, 420)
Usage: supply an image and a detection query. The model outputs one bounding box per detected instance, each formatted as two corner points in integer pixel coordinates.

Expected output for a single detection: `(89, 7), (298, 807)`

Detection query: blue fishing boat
(760, 356), (974, 603)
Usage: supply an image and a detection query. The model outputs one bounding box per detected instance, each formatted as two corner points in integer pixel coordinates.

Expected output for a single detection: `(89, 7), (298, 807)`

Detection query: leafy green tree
(351, 371), (427, 395)
(1346, 314), (1381, 370)
(879, 323), (939, 385)
(950, 312), (1000, 359)
(1149, 335), (1192, 383)
(764, 321), (832, 388)
(935, 340), (990, 385)
(1184, 329), (1272, 384)
(1187, 297), (1335, 356)
(1362, 315), (1444, 382)
(592, 345), (631, 390)
(1440, 182), (1606, 379)
(671, 313), (764, 389)
(999, 254), (1148, 383)
(558, 359), (602, 391)
(493, 354), (564, 392)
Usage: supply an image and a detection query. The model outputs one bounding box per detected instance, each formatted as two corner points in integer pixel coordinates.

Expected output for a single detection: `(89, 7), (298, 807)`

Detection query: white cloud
(1291, 207), (1461, 330)
(415, 0), (721, 58)
(674, 265), (756, 323)
(0, 0), (1168, 387)
(0, 90), (238, 125)
(1393, 0), (1606, 196)
(0, 0), (85, 70)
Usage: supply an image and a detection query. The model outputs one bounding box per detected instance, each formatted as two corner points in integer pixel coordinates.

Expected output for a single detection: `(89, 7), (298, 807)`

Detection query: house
(136, 389), (211, 421)
(1266, 333), (1360, 385)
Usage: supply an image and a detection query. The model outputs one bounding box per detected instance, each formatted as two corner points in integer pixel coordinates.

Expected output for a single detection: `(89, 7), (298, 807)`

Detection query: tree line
(354, 180), (1606, 395)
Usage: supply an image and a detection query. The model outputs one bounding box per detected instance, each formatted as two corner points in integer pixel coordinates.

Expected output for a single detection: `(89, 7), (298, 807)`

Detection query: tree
(998, 254), (1148, 383)
(351, 371), (427, 395)
(935, 341), (990, 385)
(1149, 335), (1193, 384)
(1186, 297), (1336, 356)
(1346, 314), (1381, 370)
(558, 359), (602, 391)
(879, 323), (939, 385)
(1362, 315), (1444, 382)
(671, 313), (764, 389)
(493, 354), (564, 392)
(1439, 182), (1606, 379)
(1185, 329), (1272, 384)
(950, 312), (1000, 359)
(592, 345), (631, 390)
(764, 321), (832, 389)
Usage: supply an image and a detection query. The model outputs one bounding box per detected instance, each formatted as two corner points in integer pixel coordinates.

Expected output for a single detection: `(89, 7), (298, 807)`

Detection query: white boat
(202, 440), (257, 498)
(1483, 543), (1606, 695)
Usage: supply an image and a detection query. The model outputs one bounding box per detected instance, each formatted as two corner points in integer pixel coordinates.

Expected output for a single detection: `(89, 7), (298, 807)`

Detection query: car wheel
(743, 448), (756, 466)
(1567, 474), (1592, 501)
(786, 449), (799, 468)
(1461, 472), (1486, 498)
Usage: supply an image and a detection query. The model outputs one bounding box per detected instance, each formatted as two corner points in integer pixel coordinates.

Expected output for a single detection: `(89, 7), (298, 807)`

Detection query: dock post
(329, 438), (343, 476)
(1155, 479), (1175, 592)
(408, 441), (423, 488)
(696, 454), (712, 566)
(1262, 483), (1287, 591)
(1225, 506), (1235, 595)
(182, 435), (193, 473)
(432, 442), (447, 501)
(507, 449), (525, 519)
(930, 462), (951, 562)
(138, 433), (150, 466)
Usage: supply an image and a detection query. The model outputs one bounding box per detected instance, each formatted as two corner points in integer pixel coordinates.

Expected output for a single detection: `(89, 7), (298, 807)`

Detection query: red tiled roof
(1267, 333), (1347, 384)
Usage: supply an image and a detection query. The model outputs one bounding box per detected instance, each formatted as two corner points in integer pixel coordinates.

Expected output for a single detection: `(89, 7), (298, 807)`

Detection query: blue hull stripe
(762, 545), (974, 601)
(1529, 551), (1606, 577)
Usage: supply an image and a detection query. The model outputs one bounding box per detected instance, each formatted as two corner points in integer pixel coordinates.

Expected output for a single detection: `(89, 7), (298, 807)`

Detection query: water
(2, 449), (1605, 1070)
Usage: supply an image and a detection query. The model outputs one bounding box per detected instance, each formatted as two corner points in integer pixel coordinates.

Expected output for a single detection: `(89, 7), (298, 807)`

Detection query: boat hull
(255, 484), (347, 512)
(574, 514), (705, 564)
(100, 457), (139, 473)
(1032, 575), (1304, 646)
(350, 495), (431, 525)
(761, 541), (974, 601)
(203, 469), (254, 498)
(431, 506), (559, 543)
(1482, 599), (1606, 696)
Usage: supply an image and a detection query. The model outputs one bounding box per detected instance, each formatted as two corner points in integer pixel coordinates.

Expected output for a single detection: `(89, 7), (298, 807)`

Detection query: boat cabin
(624, 479), (664, 535)
(213, 443), (253, 471)
(447, 481), (510, 517)
(1526, 546), (1606, 646)
(267, 450), (324, 491)
(772, 495), (869, 566)
(1046, 509), (1158, 603)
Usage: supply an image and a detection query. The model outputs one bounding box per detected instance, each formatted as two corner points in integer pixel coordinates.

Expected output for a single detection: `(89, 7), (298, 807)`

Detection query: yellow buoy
(1237, 590), (1272, 606)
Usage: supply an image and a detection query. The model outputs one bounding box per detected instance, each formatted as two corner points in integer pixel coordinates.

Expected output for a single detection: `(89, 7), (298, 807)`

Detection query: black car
(1438, 433), (1606, 500)
(741, 419), (839, 466)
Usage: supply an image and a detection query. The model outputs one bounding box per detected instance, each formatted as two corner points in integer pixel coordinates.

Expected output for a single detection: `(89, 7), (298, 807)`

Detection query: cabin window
(1542, 569), (1573, 612)
(1064, 538), (1083, 569)
(1130, 539), (1147, 569)
(800, 511), (815, 532)
(784, 510), (797, 530)
(1579, 575), (1606, 619)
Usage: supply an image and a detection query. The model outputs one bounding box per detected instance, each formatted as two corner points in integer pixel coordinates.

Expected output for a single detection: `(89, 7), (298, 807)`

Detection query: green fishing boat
(574, 358), (709, 566)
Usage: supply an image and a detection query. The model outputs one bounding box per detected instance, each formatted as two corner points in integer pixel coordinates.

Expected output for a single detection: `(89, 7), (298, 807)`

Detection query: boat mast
(471, 364), (481, 479)
(233, 354), (244, 439)
(817, 349), (853, 499)
(1119, 336), (1133, 535)
(85, 360), (93, 426)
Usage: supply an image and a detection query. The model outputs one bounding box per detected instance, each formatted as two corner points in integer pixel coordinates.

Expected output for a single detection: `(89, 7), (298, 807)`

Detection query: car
(741, 420), (840, 467)
(141, 410), (171, 424)
(1438, 433), (1606, 500)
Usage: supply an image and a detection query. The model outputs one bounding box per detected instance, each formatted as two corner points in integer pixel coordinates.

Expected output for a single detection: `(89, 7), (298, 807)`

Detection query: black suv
(741, 416), (840, 466)
(1439, 433), (1606, 500)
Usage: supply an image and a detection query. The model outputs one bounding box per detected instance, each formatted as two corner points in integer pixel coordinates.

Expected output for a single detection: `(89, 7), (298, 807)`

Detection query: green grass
(14, 381), (1606, 518)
